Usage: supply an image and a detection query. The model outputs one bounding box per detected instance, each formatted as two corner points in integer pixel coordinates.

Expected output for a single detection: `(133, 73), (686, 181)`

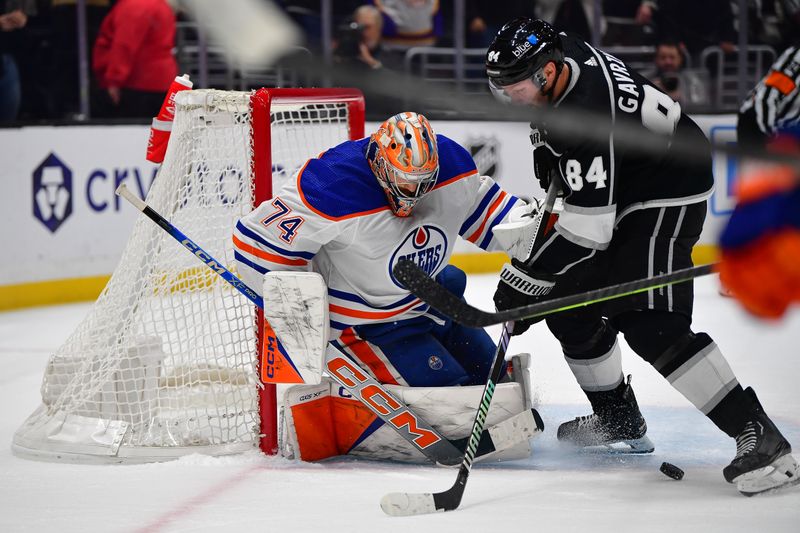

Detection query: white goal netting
(13, 88), (363, 463)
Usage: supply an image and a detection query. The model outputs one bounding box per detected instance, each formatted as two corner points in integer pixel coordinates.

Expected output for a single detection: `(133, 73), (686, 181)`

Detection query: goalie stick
(380, 181), (562, 517)
(393, 260), (717, 329)
(115, 184), (537, 466)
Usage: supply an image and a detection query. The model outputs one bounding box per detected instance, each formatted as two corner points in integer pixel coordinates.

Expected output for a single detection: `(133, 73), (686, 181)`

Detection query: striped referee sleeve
(752, 46), (800, 136)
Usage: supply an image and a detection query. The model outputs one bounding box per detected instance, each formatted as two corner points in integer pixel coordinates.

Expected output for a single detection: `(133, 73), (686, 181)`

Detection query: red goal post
(252, 88), (365, 454)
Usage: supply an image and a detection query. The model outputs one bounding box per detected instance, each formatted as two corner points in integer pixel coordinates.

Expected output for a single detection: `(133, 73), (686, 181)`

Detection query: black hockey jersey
(529, 34), (715, 275)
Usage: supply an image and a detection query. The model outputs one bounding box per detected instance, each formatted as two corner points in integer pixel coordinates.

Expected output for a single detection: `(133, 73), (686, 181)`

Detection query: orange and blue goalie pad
(290, 392), (380, 461)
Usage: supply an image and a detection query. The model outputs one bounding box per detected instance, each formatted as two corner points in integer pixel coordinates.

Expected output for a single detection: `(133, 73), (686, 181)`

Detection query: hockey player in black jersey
(485, 17), (799, 495)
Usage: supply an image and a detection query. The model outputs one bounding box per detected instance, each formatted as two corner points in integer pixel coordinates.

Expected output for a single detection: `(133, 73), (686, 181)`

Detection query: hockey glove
(530, 125), (558, 191)
(532, 144), (558, 191)
(494, 259), (555, 335)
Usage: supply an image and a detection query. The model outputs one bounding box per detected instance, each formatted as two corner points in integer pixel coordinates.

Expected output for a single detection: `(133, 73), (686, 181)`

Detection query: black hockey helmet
(486, 18), (564, 89)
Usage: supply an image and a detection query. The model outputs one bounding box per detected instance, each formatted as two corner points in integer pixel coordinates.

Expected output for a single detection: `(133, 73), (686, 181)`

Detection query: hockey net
(13, 88), (365, 463)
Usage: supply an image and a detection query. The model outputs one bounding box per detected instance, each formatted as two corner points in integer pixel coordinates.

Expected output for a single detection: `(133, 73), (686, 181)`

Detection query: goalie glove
(492, 198), (545, 262)
(494, 260), (555, 335)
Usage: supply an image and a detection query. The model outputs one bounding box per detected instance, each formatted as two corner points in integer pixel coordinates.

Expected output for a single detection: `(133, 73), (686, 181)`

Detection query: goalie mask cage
(13, 88), (365, 463)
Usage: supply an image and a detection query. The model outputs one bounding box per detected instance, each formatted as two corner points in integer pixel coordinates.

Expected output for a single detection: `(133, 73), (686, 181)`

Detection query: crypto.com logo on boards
(32, 153), (73, 233)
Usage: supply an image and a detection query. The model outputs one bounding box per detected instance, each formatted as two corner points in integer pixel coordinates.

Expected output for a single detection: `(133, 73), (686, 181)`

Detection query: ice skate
(724, 387), (800, 496)
(557, 376), (654, 454)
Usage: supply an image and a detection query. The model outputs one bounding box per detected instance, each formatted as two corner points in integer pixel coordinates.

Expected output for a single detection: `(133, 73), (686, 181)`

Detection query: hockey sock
(618, 310), (751, 438)
(560, 320), (624, 393)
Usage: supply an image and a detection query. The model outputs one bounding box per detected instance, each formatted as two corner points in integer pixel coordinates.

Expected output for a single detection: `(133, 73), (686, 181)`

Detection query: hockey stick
(380, 322), (515, 515)
(393, 260), (717, 329)
(380, 181), (562, 516)
(115, 183), (536, 465)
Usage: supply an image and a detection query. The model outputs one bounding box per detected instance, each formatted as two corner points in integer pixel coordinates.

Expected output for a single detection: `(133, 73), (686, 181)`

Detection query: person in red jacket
(92, 0), (177, 118)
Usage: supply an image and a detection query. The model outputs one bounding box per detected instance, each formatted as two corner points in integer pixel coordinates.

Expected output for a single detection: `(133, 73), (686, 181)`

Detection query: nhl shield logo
(466, 135), (500, 178)
(389, 225), (448, 288)
(428, 355), (443, 370)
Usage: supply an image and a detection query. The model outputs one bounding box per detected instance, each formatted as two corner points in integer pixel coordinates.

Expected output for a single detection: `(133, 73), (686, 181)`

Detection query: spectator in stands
(372, 0), (442, 50)
(333, 5), (403, 119)
(92, 0), (177, 119)
(650, 39), (684, 102)
(648, 38), (711, 111)
(0, 1), (31, 121)
(50, 0), (110, 119)
(336, 5), (387, 71)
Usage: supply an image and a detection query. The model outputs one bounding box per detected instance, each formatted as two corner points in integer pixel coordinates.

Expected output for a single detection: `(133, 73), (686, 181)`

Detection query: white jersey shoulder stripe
(555, 208), (615, 250)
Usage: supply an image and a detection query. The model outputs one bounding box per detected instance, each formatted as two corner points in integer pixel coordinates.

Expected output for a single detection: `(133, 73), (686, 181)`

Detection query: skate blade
(736, 454), (800, 496)
(578, 436), (655, 455)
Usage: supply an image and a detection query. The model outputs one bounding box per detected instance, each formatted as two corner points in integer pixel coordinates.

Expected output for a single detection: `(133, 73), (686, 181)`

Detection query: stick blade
(380, 492), (440, 517)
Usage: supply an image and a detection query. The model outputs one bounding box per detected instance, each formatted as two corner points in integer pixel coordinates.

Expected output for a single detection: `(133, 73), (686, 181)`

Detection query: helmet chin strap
(535, 61), (564, 103)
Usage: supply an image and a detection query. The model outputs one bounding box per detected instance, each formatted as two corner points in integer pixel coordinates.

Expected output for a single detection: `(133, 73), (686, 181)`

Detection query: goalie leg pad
(262, 271), (328, 385)
(280, 379), (539, 463)
(280, 378), (382, 461)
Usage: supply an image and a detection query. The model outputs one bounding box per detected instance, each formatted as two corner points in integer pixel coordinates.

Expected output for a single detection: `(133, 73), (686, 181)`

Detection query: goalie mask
(367, 112), (439, 217)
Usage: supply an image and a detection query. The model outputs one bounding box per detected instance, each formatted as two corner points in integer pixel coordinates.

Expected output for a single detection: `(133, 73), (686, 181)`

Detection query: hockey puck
(660, 462), (684, 480)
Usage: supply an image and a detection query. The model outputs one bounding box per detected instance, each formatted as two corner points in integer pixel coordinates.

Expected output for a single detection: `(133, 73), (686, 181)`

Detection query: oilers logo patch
(389, 225), (448, 288)
(428, 355), (443, 370)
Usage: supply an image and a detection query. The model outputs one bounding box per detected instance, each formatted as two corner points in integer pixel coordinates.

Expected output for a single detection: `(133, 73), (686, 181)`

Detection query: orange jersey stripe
(232, 235), (308, 267)
(433, 170), (477, 191)
(329, 299), (422, 320)
(340, 329), (399, 385)
(466, 190), (507, 243)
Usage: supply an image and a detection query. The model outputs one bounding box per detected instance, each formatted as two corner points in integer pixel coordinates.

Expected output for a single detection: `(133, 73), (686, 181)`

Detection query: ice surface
(1, 275), (798, 532)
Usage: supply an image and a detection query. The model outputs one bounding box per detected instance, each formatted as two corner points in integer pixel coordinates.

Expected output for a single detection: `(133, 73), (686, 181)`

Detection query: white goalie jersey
(234, 134), (522, 337)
